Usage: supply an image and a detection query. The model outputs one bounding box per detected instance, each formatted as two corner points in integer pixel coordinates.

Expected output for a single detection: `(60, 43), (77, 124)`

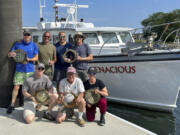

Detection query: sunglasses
(59, 36), (66, 39)
(43, 36), (50, 38)
(88, 73), (96, 75)
(24, 33), (31, 36)
(38, 67), (45, 71)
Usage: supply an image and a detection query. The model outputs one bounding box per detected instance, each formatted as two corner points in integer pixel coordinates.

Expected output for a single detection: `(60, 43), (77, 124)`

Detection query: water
(107, 94), (180, 135)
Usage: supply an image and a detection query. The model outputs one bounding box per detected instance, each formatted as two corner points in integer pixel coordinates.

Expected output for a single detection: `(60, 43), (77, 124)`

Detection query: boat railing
(98, 35), (115, 56)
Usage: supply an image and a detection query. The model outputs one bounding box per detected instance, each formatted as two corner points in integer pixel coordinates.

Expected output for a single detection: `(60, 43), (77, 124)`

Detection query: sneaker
(66, 109), (74, 119)
(6, 106), (15, 114)
(36, 104), (42, 111)
(78, 118), (85, 127)
(43, 112), (55, 121)
(99, 114), (105, 126)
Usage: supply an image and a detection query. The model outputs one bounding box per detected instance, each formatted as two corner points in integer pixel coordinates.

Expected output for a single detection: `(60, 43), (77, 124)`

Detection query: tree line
(141, 9), (180, 42)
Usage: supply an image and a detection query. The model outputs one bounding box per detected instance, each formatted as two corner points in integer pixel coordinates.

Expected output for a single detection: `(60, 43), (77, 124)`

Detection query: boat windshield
(33, 35), (39, 43)
(83, 33), (100, 44)
(102, 33), (119, 44)
(119, 32), (133, 43)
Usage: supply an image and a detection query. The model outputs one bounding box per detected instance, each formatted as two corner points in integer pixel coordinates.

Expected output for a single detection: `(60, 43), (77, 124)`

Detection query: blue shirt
(72, 44), (92, 70)
(54, 42), (72, 70)
(10, 40), (38, 72)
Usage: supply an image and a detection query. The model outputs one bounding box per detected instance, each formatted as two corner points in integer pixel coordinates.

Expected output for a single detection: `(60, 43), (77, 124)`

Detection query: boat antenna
(74, 0), (77, 25)
(39, 0), (46, 22)
(54, 0), (59, 22)
(53, 0), (88, 28)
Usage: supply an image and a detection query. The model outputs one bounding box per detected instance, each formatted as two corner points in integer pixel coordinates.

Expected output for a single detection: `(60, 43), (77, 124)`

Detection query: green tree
(141, 9), (180, 42)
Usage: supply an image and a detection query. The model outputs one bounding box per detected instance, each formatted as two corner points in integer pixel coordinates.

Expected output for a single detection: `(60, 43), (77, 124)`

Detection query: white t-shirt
(59, 77), (85, 96)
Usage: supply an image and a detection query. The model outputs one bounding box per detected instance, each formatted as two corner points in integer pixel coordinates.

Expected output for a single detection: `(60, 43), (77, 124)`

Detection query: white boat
(24, 0), (180, 112)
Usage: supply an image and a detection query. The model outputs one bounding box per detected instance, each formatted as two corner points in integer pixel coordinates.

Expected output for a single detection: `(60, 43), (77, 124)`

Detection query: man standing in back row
(53, 32), (72, 89)
(70, 32), (93, 82)
(7, 30), (38, 114)
(37, 31), (57, 80)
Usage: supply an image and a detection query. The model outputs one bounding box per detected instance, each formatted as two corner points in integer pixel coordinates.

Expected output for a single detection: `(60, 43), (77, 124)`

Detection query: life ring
(63, 49), (77, 63)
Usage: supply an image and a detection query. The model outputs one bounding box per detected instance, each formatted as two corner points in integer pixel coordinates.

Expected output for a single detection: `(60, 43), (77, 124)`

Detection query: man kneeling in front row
(56, 66), (86, 127)
(22, 63), (58, 124)
(84, 67), (108, 126)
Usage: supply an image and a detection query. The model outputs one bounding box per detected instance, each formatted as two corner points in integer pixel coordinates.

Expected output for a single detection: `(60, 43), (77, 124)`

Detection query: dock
(0, 107), (156, 135)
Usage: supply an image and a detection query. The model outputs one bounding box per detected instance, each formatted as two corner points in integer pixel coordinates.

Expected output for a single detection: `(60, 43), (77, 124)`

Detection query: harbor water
(107, 93), (180, 135)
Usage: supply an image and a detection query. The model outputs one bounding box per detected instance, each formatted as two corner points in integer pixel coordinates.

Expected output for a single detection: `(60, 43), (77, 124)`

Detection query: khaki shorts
(23, 101), (37, 119)
(14, 72), (34, 85)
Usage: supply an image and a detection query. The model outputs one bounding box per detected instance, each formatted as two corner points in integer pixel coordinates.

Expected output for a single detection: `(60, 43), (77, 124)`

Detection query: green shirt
(37, 42), (56, 77)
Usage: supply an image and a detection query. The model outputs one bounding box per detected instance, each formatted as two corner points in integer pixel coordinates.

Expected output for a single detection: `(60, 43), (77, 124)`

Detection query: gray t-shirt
(23, 74), (52, 101)
(72, 44), (92, 70)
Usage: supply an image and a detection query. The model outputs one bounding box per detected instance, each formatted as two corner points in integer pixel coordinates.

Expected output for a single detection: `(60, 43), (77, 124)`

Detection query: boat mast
(74, 0), (77, 26)
(54, 0), (58, 22)
(39, 0), (46, 22)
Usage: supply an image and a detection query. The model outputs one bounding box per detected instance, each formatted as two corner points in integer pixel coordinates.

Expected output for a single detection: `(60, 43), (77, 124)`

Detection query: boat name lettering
(91, 66), (136, 74)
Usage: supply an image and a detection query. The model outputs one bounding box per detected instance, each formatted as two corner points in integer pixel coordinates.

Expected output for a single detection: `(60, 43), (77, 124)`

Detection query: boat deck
(0, 106), (156, 135)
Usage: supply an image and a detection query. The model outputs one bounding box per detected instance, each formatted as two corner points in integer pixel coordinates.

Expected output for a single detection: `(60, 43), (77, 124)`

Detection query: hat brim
(67, 71), (76, 74)
(73, 34), (85, 39)
(23, 32), (32, 35)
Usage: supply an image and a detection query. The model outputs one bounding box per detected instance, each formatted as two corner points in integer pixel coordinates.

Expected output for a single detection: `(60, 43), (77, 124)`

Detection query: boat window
(83, 33), (100, 44)
(33, 36), (39, 43)
(119, 32), (133, 43)
(53, 35), (59, 44)
(102, 33), (119, 44)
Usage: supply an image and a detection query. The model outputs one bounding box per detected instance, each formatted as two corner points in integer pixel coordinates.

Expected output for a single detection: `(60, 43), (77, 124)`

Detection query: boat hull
(89, 51), (180, 112)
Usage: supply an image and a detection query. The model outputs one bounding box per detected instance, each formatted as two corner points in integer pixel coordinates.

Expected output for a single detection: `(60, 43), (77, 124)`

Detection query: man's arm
(49, 46), (57, 65)
(8, 42), (17, 57)
(22, 90), (37, 103)
(27, 54), (38, 62)
(49, 55), (57, 65)
(57, 92), (64, 104)
(95, 87), (108, 97)
(77, 54), (93, 61)
(76, 79), (85, 103)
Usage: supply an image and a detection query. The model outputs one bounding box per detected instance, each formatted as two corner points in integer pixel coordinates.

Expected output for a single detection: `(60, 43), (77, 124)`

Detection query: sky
(22, 0), (180, 29)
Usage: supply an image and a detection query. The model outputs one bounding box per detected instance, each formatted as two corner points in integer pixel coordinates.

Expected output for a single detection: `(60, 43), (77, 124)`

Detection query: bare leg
(24, 114), (35, 124)
(11, 85), (20, 106)
(48, 93), (58, 112)
(77, 98), (85, 113)
(56, 112), (66, 123)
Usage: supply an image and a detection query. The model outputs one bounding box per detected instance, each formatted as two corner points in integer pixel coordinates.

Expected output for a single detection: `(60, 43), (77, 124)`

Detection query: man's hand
(77, 56), (83, 61)
(49, 60), (54, 65)
(87, 103), (92, 108)
(95, 89), (101, 94)
(31, 96), (38, 104)
(26, 58), (31, 62)
(8, 52), (16, 58)
(64, 58), (71, 63)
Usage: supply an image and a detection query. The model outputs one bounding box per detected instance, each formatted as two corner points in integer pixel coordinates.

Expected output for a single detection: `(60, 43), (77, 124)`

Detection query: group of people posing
(6, 30), (108, 127)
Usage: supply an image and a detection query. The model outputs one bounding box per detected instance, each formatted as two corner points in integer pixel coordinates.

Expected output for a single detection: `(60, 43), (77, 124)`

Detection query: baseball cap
(67, 66), (76, 73)
(23, 29), (32, 35)
(36, 63), (45, 69)
(88, 67), (97, 75)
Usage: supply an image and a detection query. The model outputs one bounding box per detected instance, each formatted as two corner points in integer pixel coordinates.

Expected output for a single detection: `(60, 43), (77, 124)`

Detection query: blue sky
(22, 0), (180, 28)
